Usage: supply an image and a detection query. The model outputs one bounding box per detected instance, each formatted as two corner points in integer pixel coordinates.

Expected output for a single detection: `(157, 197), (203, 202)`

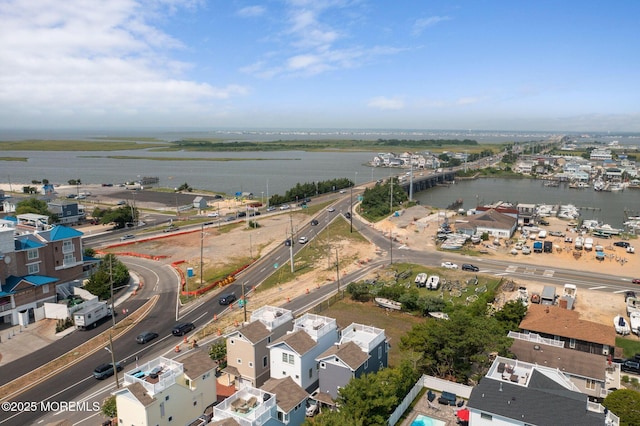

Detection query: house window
(364, 360), (368, 369)
(320, 362), (326, 369)
(481, 413), (492, 420)
(62, 240), (73, 253)
(165, 396), (170, 401)
(27, 249), (38, 260)
(263, 356), (268, 367)
(249, 362), (253, 368)
(282, 353), (294, 365)
(309, 368), (313, 378)
(378, 346), (382, 359)
(27, 263), (39, 274)
(237, 359), (242, 365)
(63, 253), (76, 266)
(268, 336), (271, 343)
(586, 379), (597, 390)
(569, 338), (576, 349)
(230, 339), (235, 345)
(42, 284), (49, 294)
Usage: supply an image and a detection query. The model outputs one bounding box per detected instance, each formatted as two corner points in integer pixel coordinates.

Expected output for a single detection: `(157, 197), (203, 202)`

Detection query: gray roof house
(316, 323), (389, 400)
(467, 356), (617, 426)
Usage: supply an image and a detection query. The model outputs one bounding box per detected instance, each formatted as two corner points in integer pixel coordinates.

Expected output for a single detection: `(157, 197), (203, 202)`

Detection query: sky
(1, 0), (639, 132)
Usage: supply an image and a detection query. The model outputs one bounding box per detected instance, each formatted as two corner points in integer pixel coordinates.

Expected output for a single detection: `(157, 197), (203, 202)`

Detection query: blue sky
(1, 0), (639, 132)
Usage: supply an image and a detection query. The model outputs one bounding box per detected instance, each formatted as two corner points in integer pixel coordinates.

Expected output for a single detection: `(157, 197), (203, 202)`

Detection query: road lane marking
(589, 286), (608, 290)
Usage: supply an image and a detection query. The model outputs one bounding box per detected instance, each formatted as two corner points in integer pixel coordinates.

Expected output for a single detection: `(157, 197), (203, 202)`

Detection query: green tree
(101, 395), (117, 418)
(97, 206), (135, 229)
(603, 389), (640, 426)
(83, 247), (96, 257)
(16, 198), (52, 217)
(84, 254), (130, 300)
(360, 178), (408, 219)
(493, 300), (528, 330)
(208, 341), (227, 369)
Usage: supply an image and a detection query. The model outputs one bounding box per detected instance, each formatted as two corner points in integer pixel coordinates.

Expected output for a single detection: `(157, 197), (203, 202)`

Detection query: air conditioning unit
(602, 347), (609, 356)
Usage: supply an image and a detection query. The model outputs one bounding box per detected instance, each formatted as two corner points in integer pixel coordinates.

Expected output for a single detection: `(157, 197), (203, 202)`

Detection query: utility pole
(200, 224), (204, 288)
(289, 214), (295, 273)
(335, 248), (340, 292)
(242, 281), (247, 323)
(409, 162), (414, 202)
(109, 257), (116, 328)
(350, 182), (353, 233)
(108, 332), (119, 389)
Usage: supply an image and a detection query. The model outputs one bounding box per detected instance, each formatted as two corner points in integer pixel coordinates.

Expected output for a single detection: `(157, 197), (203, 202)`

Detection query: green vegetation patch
(0, 140), (169, 151)
(615, 337), (640, 359)
(0, 156), (28, 162)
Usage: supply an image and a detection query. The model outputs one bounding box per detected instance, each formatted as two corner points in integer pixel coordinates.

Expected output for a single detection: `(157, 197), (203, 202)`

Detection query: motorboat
(374, 297), (402, 311)
(630, 311), (640, 335)
(593, 179), (605, 191)
(614, 314), (630, 335)
(428, 311), (450, 320)
(426, 275), (440, 290)
(415, 273), (428, 287)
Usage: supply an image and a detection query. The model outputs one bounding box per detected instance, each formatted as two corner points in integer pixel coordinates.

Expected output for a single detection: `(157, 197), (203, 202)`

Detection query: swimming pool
(410, 414), (447, 426)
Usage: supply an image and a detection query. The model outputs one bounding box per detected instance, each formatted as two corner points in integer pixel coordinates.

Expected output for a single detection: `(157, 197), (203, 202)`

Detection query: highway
(2, 188), (638, 425)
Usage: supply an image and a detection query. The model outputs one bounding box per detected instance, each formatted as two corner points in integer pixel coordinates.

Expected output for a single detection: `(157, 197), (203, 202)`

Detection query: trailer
(533, 241), (543, 253)
(541, 285), (556, 305)
(74, 301), (111, 330)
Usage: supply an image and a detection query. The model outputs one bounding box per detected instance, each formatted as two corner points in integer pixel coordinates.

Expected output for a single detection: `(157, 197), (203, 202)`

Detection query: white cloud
(456, 97), (481, 105)
(237, 5), (266, 18)
(0, 0), (247, 126)
(412, 16), (450, 36)
(367, 96), (404, 110)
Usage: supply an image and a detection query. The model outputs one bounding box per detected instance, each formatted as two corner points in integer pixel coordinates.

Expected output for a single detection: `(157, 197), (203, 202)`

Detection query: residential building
(268, 313), (338, 392)
(47, 201), (85, 225)
(466, 356), (616, 426)
(210, 385), (277, 426)
(114, 351), (217, 426)
(0, 222), (85, 326)
(316, 323), (389, 399)
(225, 306), (293, 388)
(508, 331), (617, 399)
(464, 208), (518, 239)
(261, 376), (309, 426)
(519, 304), (616, 357)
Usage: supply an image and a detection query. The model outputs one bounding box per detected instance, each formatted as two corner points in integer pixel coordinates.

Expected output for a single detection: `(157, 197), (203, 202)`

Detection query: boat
(593, 224), (622, 236)
(428, 311), (450, 320)
(614, 314), (630, 335)
(374, 297), (402, 311)
(516, 287), (529, 306)
(569, 181), (590, 189)
(426, 275), (440, 290)
(593, 179), (605, 191)
(414, 273), (428, 287)
(630, 311), (640, 335)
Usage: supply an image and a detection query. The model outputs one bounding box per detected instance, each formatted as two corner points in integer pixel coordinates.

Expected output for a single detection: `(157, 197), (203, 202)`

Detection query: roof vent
(533, 345), (540, 350)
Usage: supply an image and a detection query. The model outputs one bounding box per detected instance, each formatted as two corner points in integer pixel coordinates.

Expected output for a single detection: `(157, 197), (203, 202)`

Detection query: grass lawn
(318, 298), (425, 368)
(616, 337), (640, 359)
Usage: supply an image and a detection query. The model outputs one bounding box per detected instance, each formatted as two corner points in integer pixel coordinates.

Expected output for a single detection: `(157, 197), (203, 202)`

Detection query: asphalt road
(3, 188), (639, 425)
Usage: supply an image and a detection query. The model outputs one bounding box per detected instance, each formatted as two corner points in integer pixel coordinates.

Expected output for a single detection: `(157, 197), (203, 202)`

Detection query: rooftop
(339, 323), (386, 353)
(293, 313), (336, 341)
(123, 356), (183, 396)
(250, 305), (293, 331)
(212, 386), (276, 426)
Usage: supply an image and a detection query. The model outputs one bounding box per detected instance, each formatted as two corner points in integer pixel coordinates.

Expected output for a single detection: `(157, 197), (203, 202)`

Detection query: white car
(339, 189), (346, 194)
(299, 236), (308, 244)
(441, 262), (458, 269)
(279, 204), (290, 210)
(206, 212), (219, 217)
(327, 207), (336, 212)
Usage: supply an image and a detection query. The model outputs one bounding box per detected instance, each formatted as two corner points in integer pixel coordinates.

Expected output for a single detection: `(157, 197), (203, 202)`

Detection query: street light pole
(200, 224), (204, 289)
(335, 248), (340, 292)
(106, 333), (119, 389)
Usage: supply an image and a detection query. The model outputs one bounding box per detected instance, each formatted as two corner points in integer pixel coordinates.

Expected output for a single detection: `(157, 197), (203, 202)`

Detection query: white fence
(387, 377), (424, 426)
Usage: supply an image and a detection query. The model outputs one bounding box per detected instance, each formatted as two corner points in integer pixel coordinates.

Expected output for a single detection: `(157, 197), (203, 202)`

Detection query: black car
(461, 264), (479, 272)
(136, 331), (159, 344)
(621, 360), (640, 374)
(614, 241), (630, 248)
(219, 293), (237, 305)
(172, 322), (195, 336)
(237, 211), (247, 217)
(344, 212), (351, 219)
(310, 219), (319, 226)
(284, 239), (292, 246)
(93, 362), (123, 379)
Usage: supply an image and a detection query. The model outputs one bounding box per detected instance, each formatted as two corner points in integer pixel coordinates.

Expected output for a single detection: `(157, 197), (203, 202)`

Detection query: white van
(538, 230), (547, 239)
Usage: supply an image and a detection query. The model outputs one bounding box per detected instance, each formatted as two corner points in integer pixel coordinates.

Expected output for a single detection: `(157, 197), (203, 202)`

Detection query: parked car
(93, 362), (123, 379)
(299, 236), (308, 244)
(614, 241), (631, 248)
(344, 212), (351, 219)
(237, 211), (246, 217)
(172, 322), (195, 336)
(310, 219), (319, 226)
(461, 264), (479, 272)
(120, 234), (135, 241)
(219, 294), (237, 305)
(626, 291), (637, 302)
(136, 331), (159, 344)
(621, 360), (640, 374)
(441, 262), (458, 269)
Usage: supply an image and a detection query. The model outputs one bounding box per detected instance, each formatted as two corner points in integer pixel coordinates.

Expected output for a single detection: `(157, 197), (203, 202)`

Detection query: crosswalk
(499, 265), (555, 277)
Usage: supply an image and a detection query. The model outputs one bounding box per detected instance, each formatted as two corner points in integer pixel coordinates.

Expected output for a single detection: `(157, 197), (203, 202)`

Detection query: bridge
(398, 170), (456, 195)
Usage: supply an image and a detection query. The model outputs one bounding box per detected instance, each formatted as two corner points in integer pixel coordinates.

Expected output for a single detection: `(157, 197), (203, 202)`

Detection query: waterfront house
(261, 376), (309, 426)
(209, 385), (276, 426)
(518, 304), (616, 357)
(464, 208), (518, 239)
(224, 306), (294, 388)
(114, 351), (218, 426)
(508, 332), (615, 399)
(466, 356), (615, 426)
(267, 313), (338, 392)
(47, 201), (85, 225)
(316, 323), (389, 400)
